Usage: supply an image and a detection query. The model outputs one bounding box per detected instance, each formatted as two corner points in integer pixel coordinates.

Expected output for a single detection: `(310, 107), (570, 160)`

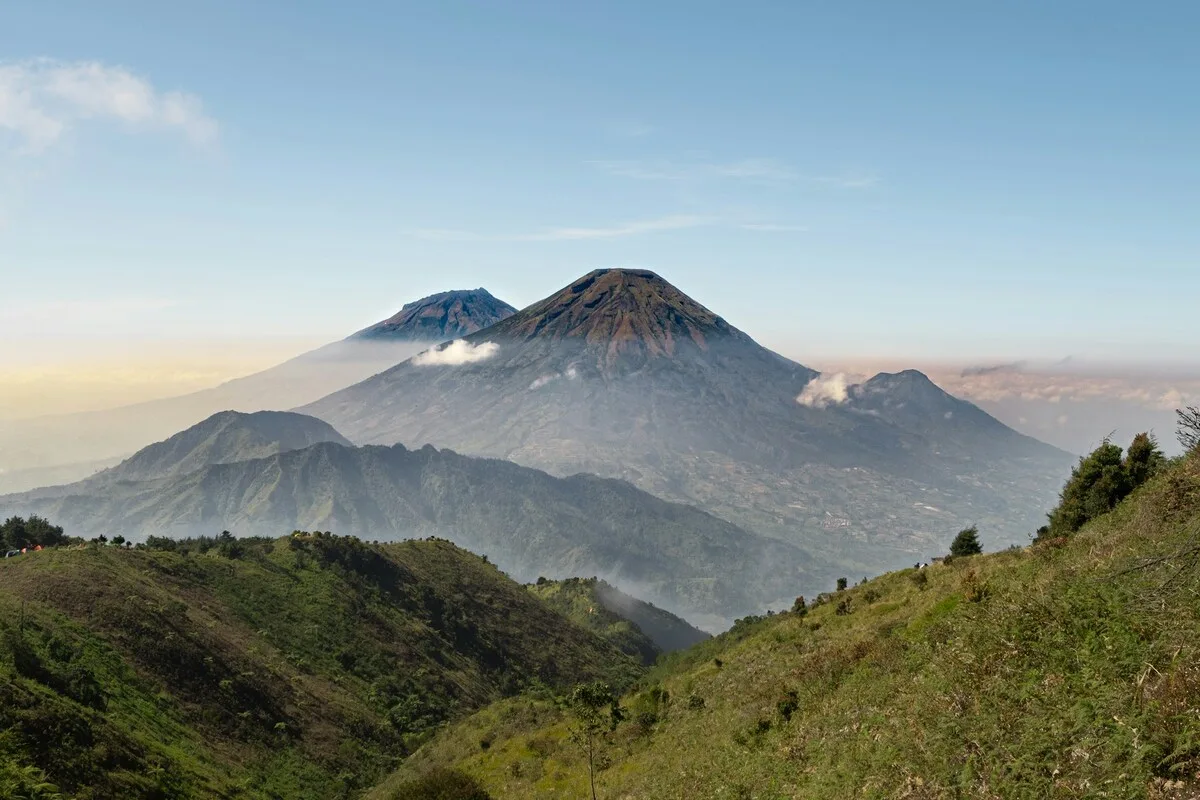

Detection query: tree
(1047, 440), (1129, 536)
(835, 577), (847, 592)
(950, 526), (982, 557)
(1179, 406), (1200, 453)
(111, 535), (126, 547)
(1046, 433), (1166, 538)
(1123, 432), (1166, 487)
(567, 682), (625, 800)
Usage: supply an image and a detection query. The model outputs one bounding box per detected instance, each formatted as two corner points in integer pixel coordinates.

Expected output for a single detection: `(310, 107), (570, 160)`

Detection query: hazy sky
(3, 1), (1198, 373)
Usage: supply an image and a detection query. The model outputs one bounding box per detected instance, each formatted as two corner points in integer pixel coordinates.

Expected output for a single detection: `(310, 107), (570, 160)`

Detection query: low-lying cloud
(412, 339), (499, 367)
(796, 373), (854, 408)
(0, 58), (218, 152)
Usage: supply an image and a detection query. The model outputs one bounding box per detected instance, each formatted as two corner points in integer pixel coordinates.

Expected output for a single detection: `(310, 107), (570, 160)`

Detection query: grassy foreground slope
(374, 449), (1200, 800)
(0, 534), (641, 799)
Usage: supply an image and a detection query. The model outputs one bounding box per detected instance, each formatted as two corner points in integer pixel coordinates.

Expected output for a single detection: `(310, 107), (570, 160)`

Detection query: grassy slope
(529, 578), (710, 666)
(372, 452), (1200, 800)
(0, 535), (641, 799)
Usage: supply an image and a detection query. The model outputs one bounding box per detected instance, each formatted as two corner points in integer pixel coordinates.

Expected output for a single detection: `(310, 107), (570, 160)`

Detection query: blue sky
(3, 0), (1198, 367)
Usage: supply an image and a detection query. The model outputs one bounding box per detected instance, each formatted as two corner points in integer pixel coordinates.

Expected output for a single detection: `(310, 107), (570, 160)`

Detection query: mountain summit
(475, 269), (735, 368)
(352, 288), (517, 341)
(302, 269), (1072, 588)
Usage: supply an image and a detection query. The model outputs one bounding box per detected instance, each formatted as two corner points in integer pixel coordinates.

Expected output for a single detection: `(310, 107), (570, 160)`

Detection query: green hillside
(529, 578), (710, 666)
(0, 533), (641, 799)
(371, 443), (1200, 799)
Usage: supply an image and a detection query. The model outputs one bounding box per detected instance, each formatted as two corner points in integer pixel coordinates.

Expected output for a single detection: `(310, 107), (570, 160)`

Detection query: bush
(389, 767), (493, 799)
(836, 577), (848, 592)
(1, 515), (70, 551)
(1047, 434), (1165, 537)
(950, 526), (983, 558)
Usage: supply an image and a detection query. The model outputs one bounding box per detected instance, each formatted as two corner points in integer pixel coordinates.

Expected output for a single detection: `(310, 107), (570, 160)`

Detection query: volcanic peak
(472, 269), (738, 364)
(352, 288), (516, 341)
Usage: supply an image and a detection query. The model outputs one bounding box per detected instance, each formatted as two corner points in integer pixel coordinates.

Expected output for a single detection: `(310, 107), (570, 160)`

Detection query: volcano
(352, 288), (516, 341)
(302, 269), (1072, 582)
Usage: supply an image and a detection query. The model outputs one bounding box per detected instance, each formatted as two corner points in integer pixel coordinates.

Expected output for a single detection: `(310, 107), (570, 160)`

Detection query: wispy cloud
(810, 172), (880, 189)
(589, 158), (881, 189)
(605, 119), (655, 138)
(589, 158), (795, 182)
(2, 296), (178, 327)
(738, 222), (808, 233)
(405, 214), (713, 242)
(514, 214), (711, 241)
(0, 58), (217, 153)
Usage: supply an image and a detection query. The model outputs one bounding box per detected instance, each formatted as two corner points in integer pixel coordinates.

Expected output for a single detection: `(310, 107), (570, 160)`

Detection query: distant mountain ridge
(302, 268), (1073, 583)
(0, 421), (813, 627)
(90, 410), (351, 484)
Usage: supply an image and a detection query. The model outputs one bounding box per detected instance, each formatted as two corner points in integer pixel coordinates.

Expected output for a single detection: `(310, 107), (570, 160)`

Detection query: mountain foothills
(0, 289), (516, 493)
(0, 412), (811, 628)
(368, 436), (1200, 800)
(303, 269), (1073, 579)
(0, 532), (645, 799)
(528, 578), (711, 666)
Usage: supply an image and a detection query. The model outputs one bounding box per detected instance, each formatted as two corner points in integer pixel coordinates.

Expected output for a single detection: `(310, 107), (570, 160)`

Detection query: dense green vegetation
(0, 532), (641, 799)
(528, 578), (709, 665)
(372, 441), (1200, 799)
(0, 515), (72, 551)
(1041, 432), (1166, 540)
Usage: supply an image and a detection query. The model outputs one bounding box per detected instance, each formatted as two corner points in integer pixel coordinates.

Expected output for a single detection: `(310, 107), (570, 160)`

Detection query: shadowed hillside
(1, 435), (812, 628)
(0, 533), (639, 799)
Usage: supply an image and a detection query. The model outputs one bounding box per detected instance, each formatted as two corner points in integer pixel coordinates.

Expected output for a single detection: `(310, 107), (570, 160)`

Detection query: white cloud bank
(796, 373), (854, 408)
(412, 339), (499, 366)
(0, 59), (218, 152)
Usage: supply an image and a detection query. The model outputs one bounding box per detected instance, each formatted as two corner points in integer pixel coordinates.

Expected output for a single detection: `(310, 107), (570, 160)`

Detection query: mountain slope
(529, 577), (711, 665)
(370, 449), (1200, 800)
(0, 288), (516, 493)
(303, 268), (1073, 582)
(0, 441), (812, 627)
(0, 534), (639, 799)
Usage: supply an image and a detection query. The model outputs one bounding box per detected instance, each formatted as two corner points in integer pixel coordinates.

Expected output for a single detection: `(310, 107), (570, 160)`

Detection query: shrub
(836, 577), (848, 592)
(776, 689), (800, 722)
(950, 526), (983, 558)
(388, 767), (493, 799)
(1046, 433), (1164, 537)
(791, 596), (807, 616)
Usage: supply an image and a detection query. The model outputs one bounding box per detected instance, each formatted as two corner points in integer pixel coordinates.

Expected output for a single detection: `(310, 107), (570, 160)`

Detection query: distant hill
(302, 268), (1074, 585)
(529, 577), (711, 665)
(0, 534), (639, 799)
(0, 433), (813, 628)
(368, 447), (1200, 800)
(90, 410), (351, 484)
(0, 288), (516, 493)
